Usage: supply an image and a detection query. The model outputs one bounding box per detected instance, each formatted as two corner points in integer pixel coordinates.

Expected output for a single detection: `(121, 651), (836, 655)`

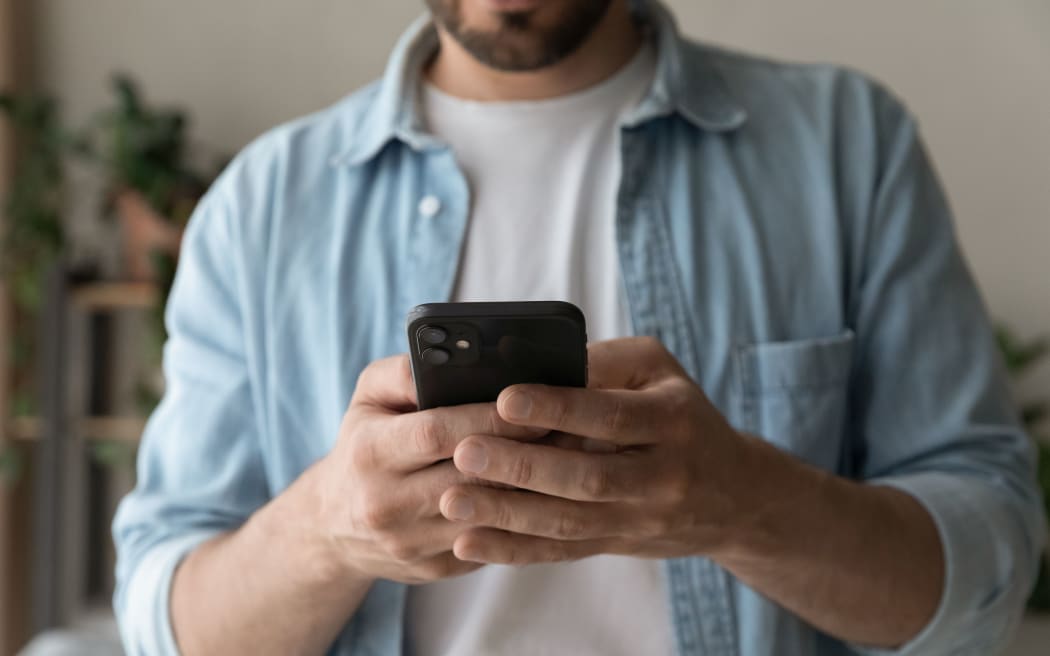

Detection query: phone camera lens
(421, 347), (450, 366)
(420, 326), (447, 345)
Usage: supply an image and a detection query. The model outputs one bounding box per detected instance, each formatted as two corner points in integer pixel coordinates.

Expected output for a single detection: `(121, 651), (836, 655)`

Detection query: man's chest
(260, 189), (855, 495)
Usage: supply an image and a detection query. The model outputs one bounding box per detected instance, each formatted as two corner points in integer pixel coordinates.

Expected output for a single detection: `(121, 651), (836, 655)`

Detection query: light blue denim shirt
(112, 3), (1046, 655)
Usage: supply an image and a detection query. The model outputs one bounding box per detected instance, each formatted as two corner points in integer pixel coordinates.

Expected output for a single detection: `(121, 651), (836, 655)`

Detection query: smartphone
(407, 301), (588, 409)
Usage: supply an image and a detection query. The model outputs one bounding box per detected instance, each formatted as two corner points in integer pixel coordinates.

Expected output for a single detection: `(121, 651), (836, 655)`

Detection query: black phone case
(407, 301), (588, 409)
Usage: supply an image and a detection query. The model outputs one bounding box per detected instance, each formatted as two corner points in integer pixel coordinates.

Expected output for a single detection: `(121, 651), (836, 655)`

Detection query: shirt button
(418, 195), (442, 218)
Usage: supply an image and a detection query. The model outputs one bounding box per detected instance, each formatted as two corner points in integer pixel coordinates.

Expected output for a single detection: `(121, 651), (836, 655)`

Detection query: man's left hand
(442, 336), (757, 565)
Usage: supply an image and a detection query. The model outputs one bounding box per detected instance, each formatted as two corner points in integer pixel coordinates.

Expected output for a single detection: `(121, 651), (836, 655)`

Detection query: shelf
(6, 416), (145, 444)
(70, 282), (158, 311)
(79, 417), (147, 443)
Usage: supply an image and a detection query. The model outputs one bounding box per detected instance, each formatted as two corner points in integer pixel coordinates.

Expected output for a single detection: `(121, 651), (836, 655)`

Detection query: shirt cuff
(117, 530), (222, 656)
(849, 471), (1031, 656)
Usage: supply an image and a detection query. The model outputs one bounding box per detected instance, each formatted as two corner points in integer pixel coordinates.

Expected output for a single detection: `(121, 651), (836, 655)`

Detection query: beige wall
(31, 0), (1050, 401)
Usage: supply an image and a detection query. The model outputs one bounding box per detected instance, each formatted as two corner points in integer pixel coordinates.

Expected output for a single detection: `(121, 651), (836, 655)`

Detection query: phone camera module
(419, 326), (448, 345)
(421, 347), (451, 366)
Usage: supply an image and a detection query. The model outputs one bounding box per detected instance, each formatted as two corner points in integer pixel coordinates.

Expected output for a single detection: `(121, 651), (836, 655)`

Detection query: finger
(351, 354), (417, 412)
(394, 461), (471, 519)
(378, 517), (467, 561)
(393, 461), (521, 518)
(440, 485), (636, 541)
(403, 551), (483, 584)
(374, 403), (548, 471)
(497, 384), (659, 445)
(452, 436), (653, 502)
(542, 432), (619, 453)
(586, 336), (683, 390)
(453, 528), (608, 565)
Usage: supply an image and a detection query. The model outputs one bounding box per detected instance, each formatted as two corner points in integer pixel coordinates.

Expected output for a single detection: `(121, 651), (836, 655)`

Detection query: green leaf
(10, 391), (34, 418)
(1023, 403), (1049, 430)
(997, 326), (1050, 375)
(112, 74), (142, 117)
(91, 440), (137, 470)
(0, 444), (24, 486)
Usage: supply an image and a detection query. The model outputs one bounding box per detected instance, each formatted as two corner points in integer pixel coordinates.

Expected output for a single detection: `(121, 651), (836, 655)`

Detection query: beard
(424, 0), (614, 72)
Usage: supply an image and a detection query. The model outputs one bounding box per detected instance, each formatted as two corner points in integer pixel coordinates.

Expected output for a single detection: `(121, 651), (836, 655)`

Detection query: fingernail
(445, 496), (474, 521)
(503, 390), (533, 420)
(456, 443), (488, 474)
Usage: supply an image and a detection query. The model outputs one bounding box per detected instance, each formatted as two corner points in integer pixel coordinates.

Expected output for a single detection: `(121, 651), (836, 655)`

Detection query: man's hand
(437, 337), (945, 649)
(437, 337), (751, 564)
(170, 353), (547, 656)
(304, 354), (546, 584)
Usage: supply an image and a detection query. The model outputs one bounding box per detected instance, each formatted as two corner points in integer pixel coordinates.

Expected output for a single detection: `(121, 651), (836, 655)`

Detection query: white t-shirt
(407, 43), (674, 656)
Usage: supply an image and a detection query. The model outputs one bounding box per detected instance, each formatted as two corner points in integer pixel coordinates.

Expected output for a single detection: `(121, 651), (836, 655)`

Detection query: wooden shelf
(79, 416), (147, 443)
(70, 282), (158, 311)
(6, 416), (145, 444)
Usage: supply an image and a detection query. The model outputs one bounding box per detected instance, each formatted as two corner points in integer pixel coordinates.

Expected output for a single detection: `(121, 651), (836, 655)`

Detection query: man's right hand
(303, 354), (547, 585)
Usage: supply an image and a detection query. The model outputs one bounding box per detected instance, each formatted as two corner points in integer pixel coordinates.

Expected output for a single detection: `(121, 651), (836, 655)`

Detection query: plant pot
(115, 190), (183, 282)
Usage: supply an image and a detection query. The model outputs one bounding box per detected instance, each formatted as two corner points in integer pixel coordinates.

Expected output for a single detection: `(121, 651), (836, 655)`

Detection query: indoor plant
(91, 75), (210, 285)
(0, 92), (87, 482)
(0, 77), (219, 479)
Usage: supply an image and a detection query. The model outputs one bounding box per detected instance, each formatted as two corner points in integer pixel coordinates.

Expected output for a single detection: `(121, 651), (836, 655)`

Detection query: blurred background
(0, 1), (1048, 654)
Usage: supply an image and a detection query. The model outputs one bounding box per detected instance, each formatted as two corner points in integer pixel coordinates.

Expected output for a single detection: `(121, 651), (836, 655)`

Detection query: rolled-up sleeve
(111, 170), (270, 655)
(844, 87), (1047, 655)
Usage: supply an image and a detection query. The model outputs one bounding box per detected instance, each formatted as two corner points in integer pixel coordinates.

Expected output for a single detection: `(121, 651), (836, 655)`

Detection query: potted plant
(997, 326), (1050, 610)
(90, 75), (210, 284)
(0, 92), (87, 482)
(1, 78), (221, 480)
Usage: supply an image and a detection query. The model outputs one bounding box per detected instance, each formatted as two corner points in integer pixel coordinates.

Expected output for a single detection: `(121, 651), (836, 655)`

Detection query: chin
(430, 0), (613, 72)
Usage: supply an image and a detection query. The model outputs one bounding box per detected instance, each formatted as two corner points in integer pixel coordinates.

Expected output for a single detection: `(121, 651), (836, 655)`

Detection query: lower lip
(484, 0), (544, 11)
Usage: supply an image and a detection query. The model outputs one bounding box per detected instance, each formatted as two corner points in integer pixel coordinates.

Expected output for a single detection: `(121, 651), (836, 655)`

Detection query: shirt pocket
(733, 331), (855, 470)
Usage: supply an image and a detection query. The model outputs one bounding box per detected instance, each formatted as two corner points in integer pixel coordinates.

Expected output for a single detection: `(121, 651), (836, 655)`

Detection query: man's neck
(426, 1), (642, 102)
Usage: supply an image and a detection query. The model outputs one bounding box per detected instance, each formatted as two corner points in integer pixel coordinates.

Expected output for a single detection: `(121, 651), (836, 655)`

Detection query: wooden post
(0, 1), (32, 654)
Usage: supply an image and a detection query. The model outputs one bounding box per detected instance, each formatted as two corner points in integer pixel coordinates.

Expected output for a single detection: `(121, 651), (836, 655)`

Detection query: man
(113, 0), (1046, 654)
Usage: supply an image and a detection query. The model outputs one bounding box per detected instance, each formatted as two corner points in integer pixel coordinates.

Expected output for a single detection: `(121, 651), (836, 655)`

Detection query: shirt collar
(331, 0), (747, 167)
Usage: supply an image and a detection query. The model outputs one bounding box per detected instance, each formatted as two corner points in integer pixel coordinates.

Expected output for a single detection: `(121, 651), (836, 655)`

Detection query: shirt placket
(400, 146), (473, 316)
(615, 125), (740, 656)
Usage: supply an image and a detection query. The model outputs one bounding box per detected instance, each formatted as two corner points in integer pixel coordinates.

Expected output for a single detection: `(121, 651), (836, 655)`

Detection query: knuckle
(358, 494), (399, 532)
(410, 416), (445, 458)
(542, 394), (570, 428)
(396, 355), (414, 389)
(540, 540), (572, 563)
(353, 366), (373, 395)
(658, 469), (690, 505)
(354, 361), (382, 397)
(348, 438), (378, 472)
(603, 398), (633, 435)
(580, 464), (613, 500)
(555, 512), (588, 540)
(661, 384), (695, 428)
(484, 406), (504, 436)
(501, 540), (527, 565)
(508, 454), (535, 487)
(668, 378), (696, 406)
(639, 514), (673, 539)
(379, 534), (422, 563)
(489, 498), (513, 531)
